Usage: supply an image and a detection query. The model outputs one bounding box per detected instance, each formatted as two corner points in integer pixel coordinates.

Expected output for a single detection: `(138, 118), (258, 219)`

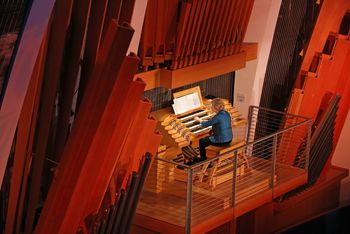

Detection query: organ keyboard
(152, 87), (246, 153)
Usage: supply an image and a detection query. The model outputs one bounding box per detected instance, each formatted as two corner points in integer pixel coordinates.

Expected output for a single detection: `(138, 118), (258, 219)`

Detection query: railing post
(245, 106), (253, 143)
(306, 122), (312, 173)
(232, 151), (238, 207)
(272, 134), (277, 195)
(185, 168), (193, 234)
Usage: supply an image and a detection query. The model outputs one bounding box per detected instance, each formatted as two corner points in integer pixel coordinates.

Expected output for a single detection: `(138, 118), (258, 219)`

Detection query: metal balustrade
(136, 106), (312, 233)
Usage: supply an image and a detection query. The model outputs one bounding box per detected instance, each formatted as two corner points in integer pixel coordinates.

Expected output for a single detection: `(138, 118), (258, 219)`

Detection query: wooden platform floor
(135, 156), (307, 233)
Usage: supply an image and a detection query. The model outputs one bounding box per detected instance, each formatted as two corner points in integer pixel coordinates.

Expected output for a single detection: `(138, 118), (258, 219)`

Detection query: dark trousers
(199, 136), (231, 161)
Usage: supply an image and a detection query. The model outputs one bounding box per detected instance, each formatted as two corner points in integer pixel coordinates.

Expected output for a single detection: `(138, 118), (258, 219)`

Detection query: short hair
(212, 98), (225, 111)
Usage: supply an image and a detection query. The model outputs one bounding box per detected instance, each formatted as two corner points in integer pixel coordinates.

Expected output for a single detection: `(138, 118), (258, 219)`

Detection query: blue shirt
(201, 110), (233, 143)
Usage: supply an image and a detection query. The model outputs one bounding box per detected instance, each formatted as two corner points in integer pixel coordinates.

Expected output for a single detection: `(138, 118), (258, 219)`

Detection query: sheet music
(172, 92), (201, 115)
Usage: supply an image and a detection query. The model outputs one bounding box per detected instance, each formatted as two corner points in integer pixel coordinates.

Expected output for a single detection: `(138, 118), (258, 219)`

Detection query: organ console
(152, 86), (246, 160)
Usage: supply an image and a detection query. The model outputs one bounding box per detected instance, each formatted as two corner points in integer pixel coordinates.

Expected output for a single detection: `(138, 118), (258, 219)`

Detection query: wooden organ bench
(198, 138), (248, 189)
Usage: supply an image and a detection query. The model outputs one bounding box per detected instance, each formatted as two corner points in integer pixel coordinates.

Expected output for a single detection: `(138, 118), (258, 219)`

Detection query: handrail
(137, 105), (312, 233)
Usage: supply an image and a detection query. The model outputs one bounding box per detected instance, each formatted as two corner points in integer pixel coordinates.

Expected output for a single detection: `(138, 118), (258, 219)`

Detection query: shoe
(193, 158), (202, 163)
(177, 165), (185, 170)
(185, 161), (195, 166)
(182, 146), (198, 159)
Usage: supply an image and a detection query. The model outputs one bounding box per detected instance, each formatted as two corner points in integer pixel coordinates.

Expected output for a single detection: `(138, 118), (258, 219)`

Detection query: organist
(194, 98), (233, 162)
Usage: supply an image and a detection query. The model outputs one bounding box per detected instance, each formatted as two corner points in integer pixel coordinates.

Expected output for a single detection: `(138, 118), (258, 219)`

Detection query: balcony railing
(136, 106), (312, 234)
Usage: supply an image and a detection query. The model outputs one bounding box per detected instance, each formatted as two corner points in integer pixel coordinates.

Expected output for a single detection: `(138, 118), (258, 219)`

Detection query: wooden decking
(135, 155), (307, 233)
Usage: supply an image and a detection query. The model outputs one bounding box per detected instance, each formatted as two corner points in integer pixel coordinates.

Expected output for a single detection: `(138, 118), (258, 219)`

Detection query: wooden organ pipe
(140, 0), (255, 71)
(54, 0), (92, 161)
(4, 38), (48, 234)
(35, 21), (134, 233)
(24, 0), (75, 232)
(76, 0), (109, 112)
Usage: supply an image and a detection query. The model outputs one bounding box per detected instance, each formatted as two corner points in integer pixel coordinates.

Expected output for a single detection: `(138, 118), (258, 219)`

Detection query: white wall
(234, 0), (282, 118)
(128, 0), (148, 55)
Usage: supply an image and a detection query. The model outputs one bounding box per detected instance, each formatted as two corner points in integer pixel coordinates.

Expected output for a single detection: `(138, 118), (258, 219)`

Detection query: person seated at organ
(194, 98), (233, 161)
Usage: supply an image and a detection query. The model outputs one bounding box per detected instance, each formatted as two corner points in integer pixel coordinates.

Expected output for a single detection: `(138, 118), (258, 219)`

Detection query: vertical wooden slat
(193, 0), (212, 65)
(235, 0), (255, 54)
(14, 33), (50, 234)
(4, 36), (47, 234)
(76, 0), (109, 111)
(172, 2), (191, 69)
(112, 100), (154, 189)
(164, 0), (179, 59)
(153, 0), (166, 65)
(102, 0), (123, 42)
(118, 0), (136, 24)
(225, 0), (244, 56)
(186, 0), (208, 67)
(131, 119), (161, 172)
(181, 0), (205, 67)
(203, 0), (223, 62)
(81, 79), (146, 218)
(178, 0), (198, 68)
(0, 0), (56, 189)
(219, 0), (237, 57)
(113, 100), (152, 181)
(139, 0), (156, 68)
(229, 0), (248, 55)
(209, 0), (231, 60)
(79, 80), (146, 230)
(198, 0), (219, 63)
(54, 0), (92, 160)
(35, 21), (134, 233)
(24, 0), (74, 232)
(214, 0), (233, 59)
